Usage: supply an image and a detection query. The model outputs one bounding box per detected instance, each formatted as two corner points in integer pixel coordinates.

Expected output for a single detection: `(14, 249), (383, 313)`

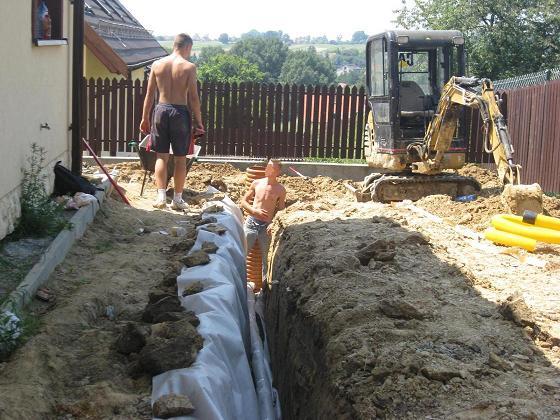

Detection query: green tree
(197, 46), (226, 66)
(279, 47), (337, 85)
(337, 69), (366, 87)
(230, 35), (289, 82)
(198, 54), (265, 84)
(351, 31), (368, 44)
(218, 33), (229, 44)
(395, 0), (560, 80)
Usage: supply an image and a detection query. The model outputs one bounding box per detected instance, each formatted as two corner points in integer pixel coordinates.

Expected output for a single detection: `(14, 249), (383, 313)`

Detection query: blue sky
(119, 0), (404, 40)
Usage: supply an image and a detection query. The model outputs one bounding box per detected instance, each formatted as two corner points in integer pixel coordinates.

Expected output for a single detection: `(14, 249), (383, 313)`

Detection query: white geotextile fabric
(152, 195), (262, 420)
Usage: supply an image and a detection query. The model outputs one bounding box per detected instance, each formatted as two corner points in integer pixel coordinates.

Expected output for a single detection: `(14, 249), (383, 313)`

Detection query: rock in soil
(114, 322), (147, 355)
(195, 216), (218, 227)
(355, 240), (396, 265)
(142, 295), (185, 323)
(499, 292), (535, 328)
(203, 204), (224, 214)
(182, 282), (204, 297)
(138, 319), (203, 376)
(152, 393), (195, 418)
(200, 223), (227, 235)
(378, 299), (425, 320)
(181, 250), (210, 267)
(201, 241), (219, 254)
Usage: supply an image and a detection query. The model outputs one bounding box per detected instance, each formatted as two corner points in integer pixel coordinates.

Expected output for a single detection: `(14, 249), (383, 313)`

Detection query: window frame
(32, 0), (68, 46)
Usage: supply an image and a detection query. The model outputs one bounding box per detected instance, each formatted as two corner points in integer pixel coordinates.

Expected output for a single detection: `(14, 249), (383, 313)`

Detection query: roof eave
(84, 23), (129, 76)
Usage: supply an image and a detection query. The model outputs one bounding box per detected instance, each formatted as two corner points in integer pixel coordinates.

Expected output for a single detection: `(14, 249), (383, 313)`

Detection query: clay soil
(1, 161), (559, 419)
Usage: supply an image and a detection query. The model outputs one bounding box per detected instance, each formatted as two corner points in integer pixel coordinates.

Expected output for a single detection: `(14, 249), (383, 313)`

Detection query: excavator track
(361, 173), (481, 202)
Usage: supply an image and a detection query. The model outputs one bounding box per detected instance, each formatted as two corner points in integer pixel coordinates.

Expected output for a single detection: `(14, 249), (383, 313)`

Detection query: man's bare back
(152, 55), (195, 106)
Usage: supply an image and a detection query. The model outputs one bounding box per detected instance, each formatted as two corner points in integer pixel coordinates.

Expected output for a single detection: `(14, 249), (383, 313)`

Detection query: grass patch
(94, 240), (114, 253)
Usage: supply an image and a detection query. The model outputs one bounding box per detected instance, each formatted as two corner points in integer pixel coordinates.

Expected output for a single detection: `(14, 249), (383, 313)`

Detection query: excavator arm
(409, 77), (521, 185)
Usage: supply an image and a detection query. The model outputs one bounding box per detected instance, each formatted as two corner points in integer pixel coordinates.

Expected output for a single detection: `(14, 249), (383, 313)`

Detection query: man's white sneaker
(152, 199), (167, 209)
(170, 199), (188, 211)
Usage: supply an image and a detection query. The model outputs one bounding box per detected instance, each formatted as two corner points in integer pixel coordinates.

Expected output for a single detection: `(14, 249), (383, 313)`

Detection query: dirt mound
(457, 164), (501, 189)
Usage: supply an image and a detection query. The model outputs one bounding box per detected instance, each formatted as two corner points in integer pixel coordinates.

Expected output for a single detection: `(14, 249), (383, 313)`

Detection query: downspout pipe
(71, 0), (84, 174)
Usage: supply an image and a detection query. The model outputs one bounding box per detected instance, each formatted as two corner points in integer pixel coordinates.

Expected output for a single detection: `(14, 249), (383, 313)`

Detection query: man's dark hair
(174, 33), (193, 49)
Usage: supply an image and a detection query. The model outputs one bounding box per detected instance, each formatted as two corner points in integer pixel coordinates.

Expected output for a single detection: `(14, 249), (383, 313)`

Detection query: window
(32, 0), (66, 45)
(398, 50), (431, 94)
(370, 39), (387, 96)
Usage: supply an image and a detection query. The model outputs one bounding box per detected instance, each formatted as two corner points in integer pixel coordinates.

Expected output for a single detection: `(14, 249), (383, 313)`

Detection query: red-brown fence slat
(95, 78), (103, 155)
(256, 83), (268, 157)
(281, 84), (290, 157)
(229, 83), (238, 155)
(125, 78), (134, 153)
(295, 85), (305, 158)
(303, 85), (313, 158)
(199, 81), (208, 155)
(81, 78), (87, 153)
(317, 85), (328, 158)
(325, 85), (336, 158)
(206, 82), (216, 155)
(240, 82), (250, 156)
(310, 85), (321, 158)
(102, 78), (111, 153)
(250, 83), (261, 157)
(110, 79), (118, 156)
(340, 85), (351, 158)
(266, 84), (276, 157)
(347, 86), (358, 159)
(273, 84), (283, 158)
(355, 87), (366, 160)
(214, 82), (224, 155)
(332, 85), (343, 158)
(132, 79), (142, 151)
(288, 84), (298, 159)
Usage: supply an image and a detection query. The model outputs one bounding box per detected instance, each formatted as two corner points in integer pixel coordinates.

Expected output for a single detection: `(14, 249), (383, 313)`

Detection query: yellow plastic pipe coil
(484, 212), (560, 251)
(484, 228), (537, 252)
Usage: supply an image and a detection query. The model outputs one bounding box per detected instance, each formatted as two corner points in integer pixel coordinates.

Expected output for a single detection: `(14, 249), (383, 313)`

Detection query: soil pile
(265, 203), (560, 419)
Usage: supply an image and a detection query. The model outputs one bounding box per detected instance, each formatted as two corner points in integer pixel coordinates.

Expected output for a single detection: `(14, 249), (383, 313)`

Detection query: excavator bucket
(501, 184), (543, 215)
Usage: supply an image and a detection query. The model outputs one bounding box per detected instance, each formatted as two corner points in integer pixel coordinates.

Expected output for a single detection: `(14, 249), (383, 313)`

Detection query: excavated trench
(263, 204), (560, 420)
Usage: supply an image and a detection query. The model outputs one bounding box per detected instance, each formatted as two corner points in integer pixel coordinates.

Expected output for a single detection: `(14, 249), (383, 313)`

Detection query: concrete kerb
(0, 179), (111, 315)
(83, 156), (374, 181)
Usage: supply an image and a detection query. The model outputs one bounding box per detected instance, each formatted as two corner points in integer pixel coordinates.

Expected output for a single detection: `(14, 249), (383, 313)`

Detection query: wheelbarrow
(129, 134), (202, 196)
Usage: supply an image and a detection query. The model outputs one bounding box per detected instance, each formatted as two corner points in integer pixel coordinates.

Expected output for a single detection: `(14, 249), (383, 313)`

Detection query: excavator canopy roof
(367, 30), (464, 48)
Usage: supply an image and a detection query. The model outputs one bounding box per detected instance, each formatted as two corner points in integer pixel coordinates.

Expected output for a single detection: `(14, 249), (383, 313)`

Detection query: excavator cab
(364, 30), (466, 171)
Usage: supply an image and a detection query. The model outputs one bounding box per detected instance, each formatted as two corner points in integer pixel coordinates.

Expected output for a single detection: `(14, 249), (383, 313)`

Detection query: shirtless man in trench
(140, 33), (205, 210)
(241, 160), (286, 283)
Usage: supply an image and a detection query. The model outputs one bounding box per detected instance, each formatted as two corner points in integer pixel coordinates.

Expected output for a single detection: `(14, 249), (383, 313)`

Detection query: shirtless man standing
(241, 160), (287, 283)
(140, 33), (205, 210)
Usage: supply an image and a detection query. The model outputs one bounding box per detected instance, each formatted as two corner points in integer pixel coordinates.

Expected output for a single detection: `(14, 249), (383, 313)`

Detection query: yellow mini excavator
(360, 30), (540, 209)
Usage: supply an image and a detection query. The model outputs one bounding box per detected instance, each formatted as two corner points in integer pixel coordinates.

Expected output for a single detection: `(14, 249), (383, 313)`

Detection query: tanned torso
(151, 54), (195, 105)
(251, 179), (286, 223)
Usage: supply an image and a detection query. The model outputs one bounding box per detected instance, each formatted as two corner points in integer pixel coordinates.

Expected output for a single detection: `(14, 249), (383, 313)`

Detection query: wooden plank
(333, 85), (343, 158)
(207, 82), (216, 155)
(118, 79), (126, 153)
(243, 82), (255, 156)
(548, 81), (560, 191)
(355, 87), (366, 160)
(228, 82), (238, 155)
(95, 78), (103, 155)
(325, 85), (336, 158)
(200, 81), (209, 155)
(110, 78), (118, 156)
(295, 85), (305, 158)
(125, 78), (134, 154)
(310, 85), (321, 158)
(257, 83), (268, 157)
(282, 84), (291, 158)
(288, 84), (298, 159)
(273, 83), (283, 158)
(266, 84), (275, 157)
(215, 82), (224, 155)
(81, 78), (88, 154)
(238, 82), (246, 156)
(303, 85), (313, 158)
(132, 79), (142, 151)
(222, 82), (231, 156)
(317, 85), (328, 158)
(339, 85), (351, 159)
(103, 78), (111, 153)
(251, 83), (261, 157)
(347, 86), (358, 159)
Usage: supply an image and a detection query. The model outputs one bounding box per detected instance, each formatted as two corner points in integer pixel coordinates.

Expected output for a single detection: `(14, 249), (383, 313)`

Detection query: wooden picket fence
(82, 78), (367, 159)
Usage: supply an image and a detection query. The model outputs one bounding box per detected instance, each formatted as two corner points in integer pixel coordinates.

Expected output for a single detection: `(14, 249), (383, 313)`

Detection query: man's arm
(188, 66), (204, 135)
(241, 181), (268, 220)
(140, 66), (157, 134)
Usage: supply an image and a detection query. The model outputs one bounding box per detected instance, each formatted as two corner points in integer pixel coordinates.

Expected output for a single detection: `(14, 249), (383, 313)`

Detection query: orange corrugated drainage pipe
(245, 164), (267, 292)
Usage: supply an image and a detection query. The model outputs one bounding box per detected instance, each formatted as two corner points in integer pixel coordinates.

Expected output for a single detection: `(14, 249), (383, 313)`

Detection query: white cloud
(119, 0), (404, 40)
